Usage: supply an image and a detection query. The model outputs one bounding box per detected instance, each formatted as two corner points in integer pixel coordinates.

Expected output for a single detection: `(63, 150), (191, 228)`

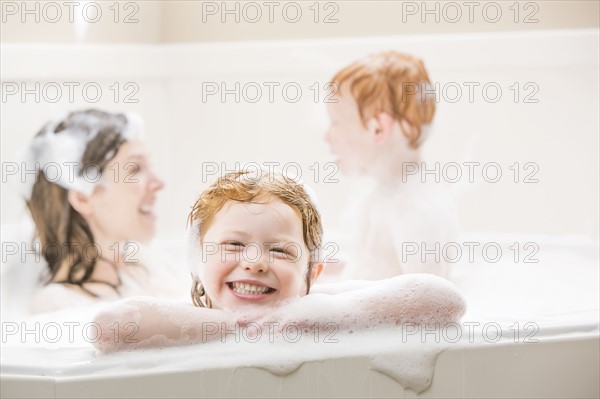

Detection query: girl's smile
(201, 199), (315, 311)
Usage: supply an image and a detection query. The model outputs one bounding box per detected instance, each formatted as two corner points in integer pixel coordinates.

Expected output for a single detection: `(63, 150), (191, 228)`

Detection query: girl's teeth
(231, 282), (269, 294)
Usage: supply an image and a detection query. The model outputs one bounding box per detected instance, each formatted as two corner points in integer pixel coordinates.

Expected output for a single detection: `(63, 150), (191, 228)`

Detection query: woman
(20, 109), (181, 313)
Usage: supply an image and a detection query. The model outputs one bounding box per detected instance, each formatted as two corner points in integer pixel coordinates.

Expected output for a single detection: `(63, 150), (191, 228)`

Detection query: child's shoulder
(393, 181), (456, 213)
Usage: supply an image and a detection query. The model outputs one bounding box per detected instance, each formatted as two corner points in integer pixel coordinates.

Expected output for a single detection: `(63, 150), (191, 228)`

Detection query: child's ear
(67, 190), (93, 216)
(399, 119), (419, 144)
(367, 112), (395, 144)
(310, 262), (324, 284)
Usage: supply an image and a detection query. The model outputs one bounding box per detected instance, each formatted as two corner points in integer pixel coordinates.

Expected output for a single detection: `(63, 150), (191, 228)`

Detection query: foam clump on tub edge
(93, 274), (465, 394)
(359, 273), (467, 326)
(262, 273), (466, 329)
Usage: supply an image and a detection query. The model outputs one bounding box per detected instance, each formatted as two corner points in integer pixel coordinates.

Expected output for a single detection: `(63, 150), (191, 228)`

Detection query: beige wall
(0, 0), (163, 43)
(162, 0), (600, 42)
(1, 0), (598, 43)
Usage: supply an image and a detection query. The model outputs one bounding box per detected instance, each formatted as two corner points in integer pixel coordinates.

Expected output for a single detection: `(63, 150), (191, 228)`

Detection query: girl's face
(201, 198), (319, 311)
(85, 140), (164, 244)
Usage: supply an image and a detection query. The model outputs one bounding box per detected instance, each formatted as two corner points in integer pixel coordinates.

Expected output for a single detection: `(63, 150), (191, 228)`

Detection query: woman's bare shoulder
(29, 283), (97, 314)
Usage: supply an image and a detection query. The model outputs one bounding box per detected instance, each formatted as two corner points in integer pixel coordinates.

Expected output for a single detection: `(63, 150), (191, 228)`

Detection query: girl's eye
(271, 248), (296, 260)
(222, 242), (244, 251)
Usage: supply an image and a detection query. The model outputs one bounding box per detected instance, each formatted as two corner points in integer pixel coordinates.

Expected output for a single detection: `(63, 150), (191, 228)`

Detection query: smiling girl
(93, 170), (465, 352)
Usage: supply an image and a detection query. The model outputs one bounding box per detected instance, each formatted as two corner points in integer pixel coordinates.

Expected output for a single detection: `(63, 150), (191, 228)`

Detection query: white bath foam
(1, 219), (41, 320)
(450, 234), (599, 327)
(368, 347), (440, 393)
(0, 305), (105, 348)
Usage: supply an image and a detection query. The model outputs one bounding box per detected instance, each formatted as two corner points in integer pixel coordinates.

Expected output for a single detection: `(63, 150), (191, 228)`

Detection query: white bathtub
(1, 335), (598, 398)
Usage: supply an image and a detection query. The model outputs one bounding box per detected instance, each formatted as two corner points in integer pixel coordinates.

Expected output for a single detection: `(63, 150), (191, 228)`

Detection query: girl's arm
(94, 274), (466, 352)
(92, 297), (237, 353)
(262, 274), (466, 330)
(345, 273), (466, 327)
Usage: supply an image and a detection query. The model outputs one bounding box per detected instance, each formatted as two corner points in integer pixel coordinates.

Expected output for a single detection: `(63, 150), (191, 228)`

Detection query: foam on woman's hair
(18, 111), (143, 199)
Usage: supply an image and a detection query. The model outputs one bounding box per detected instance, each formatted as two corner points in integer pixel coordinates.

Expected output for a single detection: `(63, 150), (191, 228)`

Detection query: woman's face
(200, 198), (318, 311)
(85, 140), (164, 244)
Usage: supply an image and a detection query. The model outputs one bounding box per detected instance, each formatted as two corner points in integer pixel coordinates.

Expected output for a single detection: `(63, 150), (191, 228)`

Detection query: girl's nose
(243, 262), (268, 273)
(241, 246), (269, 273)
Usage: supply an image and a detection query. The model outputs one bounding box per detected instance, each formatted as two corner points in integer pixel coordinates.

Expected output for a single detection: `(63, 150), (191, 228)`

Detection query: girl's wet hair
(188, 170), (323, 308)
